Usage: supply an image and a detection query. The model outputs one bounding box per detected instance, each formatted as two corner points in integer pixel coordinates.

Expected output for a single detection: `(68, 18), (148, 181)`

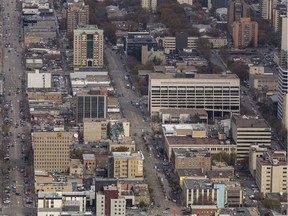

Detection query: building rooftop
(38, 191), (62, 199)
(232, 114), (270, 128)
(163, 123), (206, 133)
(183, 179), (213, 190)
(166, 136), (235, 146)
(82, 154), (95, 161)
(160, 108), (208, 116)
(150, 72), (239, 80)
(207, 170), (232, 179)
(173, 148), (210, 158)
(176, 168), (205, 177)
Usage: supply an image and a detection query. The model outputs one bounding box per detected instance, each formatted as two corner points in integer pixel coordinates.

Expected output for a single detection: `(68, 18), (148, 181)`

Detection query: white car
(3, 200), (11, 204)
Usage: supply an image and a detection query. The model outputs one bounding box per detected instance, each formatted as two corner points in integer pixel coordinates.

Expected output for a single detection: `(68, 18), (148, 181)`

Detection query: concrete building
(249, 145), (268, 178)
(35, 182), (73, 193)
(32, 131), (77, 173)
(283, 94), (288, 130)
(141, 0), (157, 13)
(255, 151), (287, 194)
(227, 0), (249, 33)
(26, 58), (43, 69)
(83, 118), (108, 143)
(260, 0), (278, 20)
(212, 161), (235, 176)
(182, 179), (219, 207)
(164, 136), (236, 160)
(141, 45), (165, 65)
(76, 93), (107, 124)
(176, 168), (207, 188)
(66, 0), (89, 38)
(232, 18), (259, 48)
(27, 69), (51, 89)
(37, 191), (89, 216)
(171, 148), (211, 172)
(231, 114), (271, 160)
(207, 170), (233, 182)
(162, 36), (198, 54)
(160, 109), (208, 124)
(73, 25), (104, 69)
(148, 73), (240, 118)
(96, 185), (126, 216)
(249, 73), (278, 91)
(225, 181), (243, 207)
(278, 16), (288, 121)
(108, 152), (144, 179)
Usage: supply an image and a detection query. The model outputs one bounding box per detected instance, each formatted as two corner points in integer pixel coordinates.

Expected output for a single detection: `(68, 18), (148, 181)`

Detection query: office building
(260, 0), (278, 20)
(96, 185), (126, 216)
(162, 35), (198, 54)
(108, 151), (144, 179)
(66, 0), (89, 38)
(141, 0), (157, 13)
(232, 18), (259, 48)
(182, 179), (219, 207)
(249, 145), (268, 178)
(83, 118), (108, 143)
(171, 148), (211, 172)
(76, 93), (107, 124)
(255, 151), (287, 194)
(277, 16), (288, 120)
(231, 114), (271, 160)
(227, 0), (249, 33)
(73, 25), (104, 69)
(225, 182), (243, 207)
(125, 32), (158, 60)
(32, 131), (76, 173)
(148, 73), (240, 118)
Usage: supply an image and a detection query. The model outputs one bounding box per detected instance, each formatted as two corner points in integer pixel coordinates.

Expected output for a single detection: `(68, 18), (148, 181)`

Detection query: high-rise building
(277, 16), (288, 120)
(32, 131), (76, 173)
(232, 18), (259, 48)
(73, 25), (104, 69)
(255, 151), (287, 194)
(227, 0), (249, 33)
(66, 0), (89, 38)
(76, 93), (107, 124)
(141, 0), (157, 13)
(260, 0), (278, 20)
(148, 73), (240, 118)
(231, 114), (271, 160)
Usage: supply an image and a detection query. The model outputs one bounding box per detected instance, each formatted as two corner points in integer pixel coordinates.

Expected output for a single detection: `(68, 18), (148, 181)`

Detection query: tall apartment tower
(73, 25), (104, 69)
(260, 0), (278, 20)
(141, 0), (157, 13)
(232, 18), (259, 49)
(66, 0), (89, 39)
(32, 131), (76, 173)
(76, 93), (107, 124)
(277, 16), (288, 120)
(227, 0), (249, 33)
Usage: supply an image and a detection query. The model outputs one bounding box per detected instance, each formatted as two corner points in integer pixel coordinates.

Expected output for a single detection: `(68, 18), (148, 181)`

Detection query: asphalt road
(0, 0), (36, 215)
(105, 46), (184, 215)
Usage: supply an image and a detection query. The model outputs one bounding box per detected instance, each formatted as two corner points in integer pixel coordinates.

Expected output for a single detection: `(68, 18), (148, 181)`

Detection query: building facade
(227, 0), (249, 33)
(231, 115), (271, 160)
(73, 25), (104, 69)
(260, 0), (278, 20)
(255, 151), (287, 194)
(141, 0), (157, 13)
(162, 36), (198, 54)
(108, 152), (144, 179)
(232, 18), (258, 48)
(32, 131), (76, 173)
(148, 73), (240, 118)
(76, 93), (107, 124)
(66, 0), (89, 38)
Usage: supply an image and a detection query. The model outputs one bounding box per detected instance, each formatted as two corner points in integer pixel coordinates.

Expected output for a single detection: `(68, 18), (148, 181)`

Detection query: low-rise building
(211, 161), (235, 176)
(171, 148), (211, 172)
(176, 168), (207, 188)
(160, 109), (208, 124)
(108, 152), (144, 179)
(83, 154), (96, 171)
(207, 170), (233, 182)
(182, 179), (219, 207)
(83, 119), (108, 143)
(225, 181), (243, 207)
(27, 69), (52, 89)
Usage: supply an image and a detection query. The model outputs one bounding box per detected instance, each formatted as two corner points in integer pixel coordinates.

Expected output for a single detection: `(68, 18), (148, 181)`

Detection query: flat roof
(82, 154), (95, 161)
(183, 179), (213, 189)
(232, 115), (270, 128)
(207, 170), (232, 179)
(150, 73), (239, 79)
(173, 148), (210, 158)
(176, 168), (205, 177)
(166, 136), (235, 146)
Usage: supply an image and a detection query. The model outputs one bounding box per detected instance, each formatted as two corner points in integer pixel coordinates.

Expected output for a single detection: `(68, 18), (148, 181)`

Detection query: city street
(105, 46), (183, 215)
(0, 0), (36, 215)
